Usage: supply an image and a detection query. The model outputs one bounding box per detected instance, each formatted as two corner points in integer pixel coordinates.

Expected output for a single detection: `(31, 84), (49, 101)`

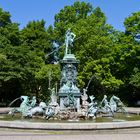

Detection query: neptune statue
(65, 28), (76, 55)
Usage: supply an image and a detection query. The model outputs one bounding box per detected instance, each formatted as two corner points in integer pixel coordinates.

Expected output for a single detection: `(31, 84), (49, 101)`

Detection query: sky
(0, 0), (140, 31)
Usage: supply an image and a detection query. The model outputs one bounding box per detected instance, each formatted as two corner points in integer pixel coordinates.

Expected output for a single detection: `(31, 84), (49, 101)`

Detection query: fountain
(5, 29), (137, 119)
(0, 29), (140, 130)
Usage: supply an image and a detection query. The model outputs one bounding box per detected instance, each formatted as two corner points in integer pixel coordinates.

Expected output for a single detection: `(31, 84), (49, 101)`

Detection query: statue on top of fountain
(59, 28), (81, 111)
(65, 28), (76, 55)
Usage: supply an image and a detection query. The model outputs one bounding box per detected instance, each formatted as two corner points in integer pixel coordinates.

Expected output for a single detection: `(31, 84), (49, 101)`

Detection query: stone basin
(0, 107), (140, 130)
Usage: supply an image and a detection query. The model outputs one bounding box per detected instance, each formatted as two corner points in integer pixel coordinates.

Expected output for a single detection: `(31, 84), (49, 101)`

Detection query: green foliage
(124, 11), (140, 37)
(130, 68), (140, 88)
(36, 64), (60, 82)
(0, 8), (11, 27)
(0, 2), (140, 106)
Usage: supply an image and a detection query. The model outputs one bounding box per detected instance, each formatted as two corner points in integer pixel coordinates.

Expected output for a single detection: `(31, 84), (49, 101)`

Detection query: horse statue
(29, 102), (47, 116)
(24, 100), (54, 118)
(109, 95), (126, 113)
(9, 96), (48, 117)
(98, 95), (114, 115)
(100, 95), (112, 112)
(45, 106), (55, 120)
(9, 96), (32, 117)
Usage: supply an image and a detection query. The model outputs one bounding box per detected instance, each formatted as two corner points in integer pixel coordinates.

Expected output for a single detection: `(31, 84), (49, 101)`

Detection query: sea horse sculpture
(87, 95), (98, 118)
(9, 96), (47, 117)
(110, 95), (126, 113)
(9, 96), (32, 117)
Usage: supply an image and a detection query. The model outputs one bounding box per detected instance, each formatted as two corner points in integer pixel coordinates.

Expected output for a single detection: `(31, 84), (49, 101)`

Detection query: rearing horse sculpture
(9, 96), (48, 117)
(9, 96), (32, 117)
(110, 95), (126, 113)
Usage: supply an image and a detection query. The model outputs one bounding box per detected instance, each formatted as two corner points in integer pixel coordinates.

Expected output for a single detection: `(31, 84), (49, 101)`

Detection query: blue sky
(0, 0), (140, 31)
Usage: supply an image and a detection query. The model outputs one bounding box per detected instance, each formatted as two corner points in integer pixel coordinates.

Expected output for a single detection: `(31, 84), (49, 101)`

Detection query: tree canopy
(0, 1), (140, 106)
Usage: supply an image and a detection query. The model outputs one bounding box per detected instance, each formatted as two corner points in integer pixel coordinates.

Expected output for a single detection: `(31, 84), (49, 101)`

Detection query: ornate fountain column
(58, 29), (81, 111)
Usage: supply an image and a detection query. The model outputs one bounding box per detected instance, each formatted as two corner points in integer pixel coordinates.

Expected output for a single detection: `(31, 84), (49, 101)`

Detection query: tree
(106, 11), (140, 105)
(1, 3), (140, 106)
(20, 20), (52, 99)
(0, 8), (23, 104)
(35, 64), (60, 101)
(124, 11), (140, 43)
(0, 8), (11, 27)
(48, 2), (123, 99)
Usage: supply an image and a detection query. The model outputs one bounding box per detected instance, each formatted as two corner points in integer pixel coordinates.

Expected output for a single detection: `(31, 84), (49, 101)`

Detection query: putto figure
(65, 28), (76, 55)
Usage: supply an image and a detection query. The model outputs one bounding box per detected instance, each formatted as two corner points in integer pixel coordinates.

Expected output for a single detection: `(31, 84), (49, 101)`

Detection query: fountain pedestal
(59, 54), (81, 111)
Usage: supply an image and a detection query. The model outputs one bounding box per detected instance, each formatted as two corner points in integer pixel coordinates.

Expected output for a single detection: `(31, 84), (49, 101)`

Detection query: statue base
(58, 54), (81, 112)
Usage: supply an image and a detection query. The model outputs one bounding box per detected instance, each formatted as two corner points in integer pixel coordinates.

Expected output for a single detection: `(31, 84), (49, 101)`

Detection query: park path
(0, 132), (140, 140)
(0, 128), (140, 140)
